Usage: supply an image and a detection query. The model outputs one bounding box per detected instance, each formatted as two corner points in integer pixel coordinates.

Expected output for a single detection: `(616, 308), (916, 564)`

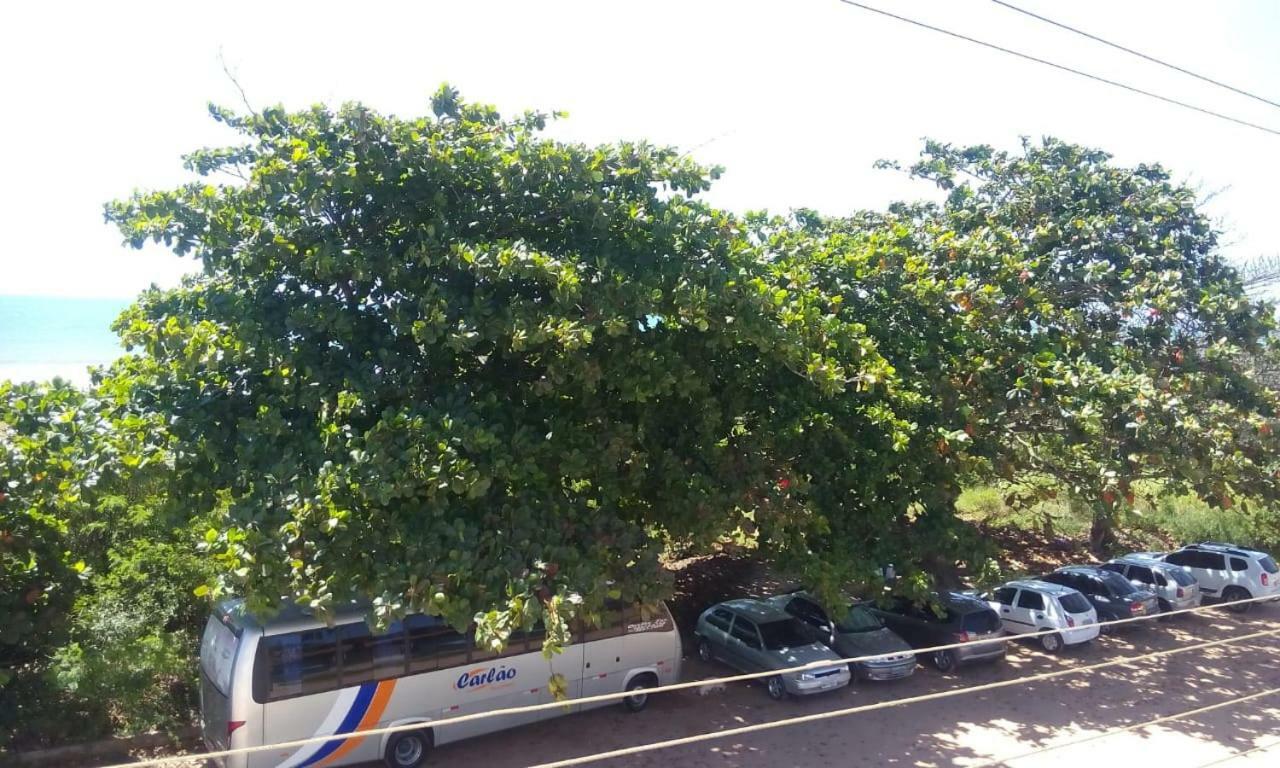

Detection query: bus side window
(581, 605), (626, 643)
(257, 627), (339, 701)
(337, 623), (375, 686)
(406, 615), (469, 673)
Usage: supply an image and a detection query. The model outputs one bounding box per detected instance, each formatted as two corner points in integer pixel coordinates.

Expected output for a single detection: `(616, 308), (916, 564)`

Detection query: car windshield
(1165, 567), (1196, 586)
(835, 605), (883, 633)
(758, 619), (811, 650)
(1058, 593), (1090, 614)
(1260, 556), (1279, 574)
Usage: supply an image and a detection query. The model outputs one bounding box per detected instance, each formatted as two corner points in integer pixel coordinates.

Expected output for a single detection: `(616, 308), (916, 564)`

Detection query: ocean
(0, 295), (132, 385)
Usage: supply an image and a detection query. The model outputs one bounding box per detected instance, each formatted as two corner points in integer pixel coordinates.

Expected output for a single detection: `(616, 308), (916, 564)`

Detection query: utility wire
(832, 1), (1280, 137)
(990, 0), (1280, 111)
(528, 626), (1280, 768)
(95, 593), (1280, 768)
(1193, 738), (1280, 768)
(967, 685), (1280, 768)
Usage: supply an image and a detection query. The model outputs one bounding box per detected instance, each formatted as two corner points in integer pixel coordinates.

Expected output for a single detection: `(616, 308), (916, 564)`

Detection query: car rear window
(961, 609), (1001, 635)
(1260, 556), (1278, 574)
(200, 615), (240, 696)
(1166, 568), (1196, 586)
(1097, 571), (1137, 595)
(1057, 593), (1090, 614)
(759, 619), (810, 650)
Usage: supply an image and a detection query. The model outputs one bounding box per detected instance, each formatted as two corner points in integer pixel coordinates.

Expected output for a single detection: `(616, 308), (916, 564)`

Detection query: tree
(877, 139), (1280, 552)
(102, 87), (922, 645)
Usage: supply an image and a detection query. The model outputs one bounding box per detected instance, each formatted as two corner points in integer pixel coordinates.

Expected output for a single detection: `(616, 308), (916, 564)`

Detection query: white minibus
(199, 599), (681, 768)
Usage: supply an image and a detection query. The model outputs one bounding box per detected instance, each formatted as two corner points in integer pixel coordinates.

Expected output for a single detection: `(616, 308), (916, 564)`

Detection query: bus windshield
(200, 615), (240, 695)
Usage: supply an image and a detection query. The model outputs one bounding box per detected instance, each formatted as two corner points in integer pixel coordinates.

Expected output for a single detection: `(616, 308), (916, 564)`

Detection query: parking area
(428, 604), (1280, 768)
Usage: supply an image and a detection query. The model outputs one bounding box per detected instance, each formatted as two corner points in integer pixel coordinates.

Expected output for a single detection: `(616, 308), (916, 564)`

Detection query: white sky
(1, 0), (1278, 299)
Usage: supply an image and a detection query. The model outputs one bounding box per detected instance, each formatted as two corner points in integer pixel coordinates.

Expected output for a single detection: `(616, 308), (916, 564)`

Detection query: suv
(767, 591), (916, 681)
(1040, 566), (1159, 627)
(867, 592), (1005, 673)
(984, 580), (1099, 653)
(1103, 554), (1200, 615)
(1160, 543), (1280, 613)
(694, 599), (851, 699)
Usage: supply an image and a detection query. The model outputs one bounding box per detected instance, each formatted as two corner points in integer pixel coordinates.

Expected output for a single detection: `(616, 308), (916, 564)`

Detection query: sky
(1, 0), (1278, 300)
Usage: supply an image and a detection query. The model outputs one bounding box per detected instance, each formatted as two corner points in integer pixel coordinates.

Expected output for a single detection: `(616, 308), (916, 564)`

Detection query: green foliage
(101, 86), (929, 648)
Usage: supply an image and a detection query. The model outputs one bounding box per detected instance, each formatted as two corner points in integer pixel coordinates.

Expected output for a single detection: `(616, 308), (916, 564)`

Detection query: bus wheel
(623, 674), (657, 712)
(385, 729), (432, 768)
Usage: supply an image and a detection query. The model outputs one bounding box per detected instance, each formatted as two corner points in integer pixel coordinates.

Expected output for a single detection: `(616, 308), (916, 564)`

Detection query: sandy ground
(69, 556), (1280, 768)
(422, 604), (1280, 768)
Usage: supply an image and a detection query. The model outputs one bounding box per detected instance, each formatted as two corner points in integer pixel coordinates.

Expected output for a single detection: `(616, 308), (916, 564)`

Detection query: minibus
(199, 599), (682, 768)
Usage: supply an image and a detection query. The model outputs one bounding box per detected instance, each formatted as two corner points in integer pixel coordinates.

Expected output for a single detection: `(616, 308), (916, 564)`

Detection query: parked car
(766, 591), (916, 681)
(866, 591), (1005, 672)
(1040, 566), (1159, 628)
(1159, 543), (1280, 613)
(693, 599), (851, 699)
(984, 579), (1099, 652)
(1102, 554), (1201, 615)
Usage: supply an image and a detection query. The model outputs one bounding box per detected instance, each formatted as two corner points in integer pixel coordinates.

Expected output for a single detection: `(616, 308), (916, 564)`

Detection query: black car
(1041, 566), (1159, 627)
(867, 591), (1006, 672)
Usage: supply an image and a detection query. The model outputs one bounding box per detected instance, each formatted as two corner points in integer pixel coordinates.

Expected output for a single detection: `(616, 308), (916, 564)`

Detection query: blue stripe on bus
(299, 683), (377, 767)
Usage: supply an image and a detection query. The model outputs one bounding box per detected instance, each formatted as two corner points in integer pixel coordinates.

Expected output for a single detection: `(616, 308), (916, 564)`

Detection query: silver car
(694, 599), (851, 699)
(1103, 554), (1201, 614)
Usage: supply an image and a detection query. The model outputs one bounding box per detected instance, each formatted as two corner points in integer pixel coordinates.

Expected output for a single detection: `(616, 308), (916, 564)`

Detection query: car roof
(940, 591), (992, 613)
(719, 598), (791, 623)
(1054, 565), (1109, 576)
(1182, 542), (1269, 559)
(1112, 554), (1177, 569)
(1004, 579), (1078, 596)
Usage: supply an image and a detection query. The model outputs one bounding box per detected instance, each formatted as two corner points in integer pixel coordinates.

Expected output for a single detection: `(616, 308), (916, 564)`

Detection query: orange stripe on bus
(316, 679), (397, 766)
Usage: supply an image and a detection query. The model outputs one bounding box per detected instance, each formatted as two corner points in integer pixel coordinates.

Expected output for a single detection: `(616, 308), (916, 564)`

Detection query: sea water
(0, 295), (131, 385)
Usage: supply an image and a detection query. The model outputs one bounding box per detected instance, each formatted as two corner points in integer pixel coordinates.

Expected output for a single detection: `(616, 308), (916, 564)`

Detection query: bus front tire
(384, 729), (433, 768)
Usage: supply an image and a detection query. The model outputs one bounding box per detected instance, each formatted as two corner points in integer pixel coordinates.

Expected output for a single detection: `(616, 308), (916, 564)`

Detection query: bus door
(579, 608), (629, 708)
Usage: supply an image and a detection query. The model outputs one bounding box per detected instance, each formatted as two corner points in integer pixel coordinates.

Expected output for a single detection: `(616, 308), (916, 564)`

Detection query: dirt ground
(70, 554), (1280, 768)
(424, 602), (1280, 768)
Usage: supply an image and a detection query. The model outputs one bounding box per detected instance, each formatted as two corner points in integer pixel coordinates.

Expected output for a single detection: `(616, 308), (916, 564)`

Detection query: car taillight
(1263, 573), (1270, 587)
(1130, 601), (1144, 612)
(954, 631), (971, 642)
(227, 721), (246, 738)
(1176, 587), (1185, 598)
(1066, 615), (1075, 627)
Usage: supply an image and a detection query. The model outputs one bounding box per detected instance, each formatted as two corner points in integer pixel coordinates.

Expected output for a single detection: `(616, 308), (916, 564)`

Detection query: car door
(727, 616), (765, 671)
(701, 608), (735, 662)
(1126, 564), (1157, 593)
(988, 587), (1019, 634)
(785, 596), (833, 645)
(1014, 589), (1047, 631)
(886, 599), (927, 647)
(1199, 552), (1229, 595)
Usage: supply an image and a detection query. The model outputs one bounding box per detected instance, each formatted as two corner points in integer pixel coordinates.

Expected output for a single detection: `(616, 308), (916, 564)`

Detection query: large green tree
(102, 87), (927, 644)
(777, 139), (1280, 553)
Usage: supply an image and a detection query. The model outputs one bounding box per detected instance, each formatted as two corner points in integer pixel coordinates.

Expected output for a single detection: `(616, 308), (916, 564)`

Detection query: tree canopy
(80, 87), (1280, 648)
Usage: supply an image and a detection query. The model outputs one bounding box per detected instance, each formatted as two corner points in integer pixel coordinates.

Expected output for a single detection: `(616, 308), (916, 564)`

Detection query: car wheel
(1157, 598), (1173, 621)
(384, 729), (432, 768)
(1040, 632), (1063, 653)
(766, 675), (787, 701)
(623, 674), (655, 712)
(697, 638), (714, 663)
(1224, 586), (1253, 613)
(932, 649), (957, 672)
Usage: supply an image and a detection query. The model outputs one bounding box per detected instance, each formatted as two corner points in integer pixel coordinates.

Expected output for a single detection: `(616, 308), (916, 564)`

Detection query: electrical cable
(990, 0), (1280, 111)
(831, 0), (1280, 137)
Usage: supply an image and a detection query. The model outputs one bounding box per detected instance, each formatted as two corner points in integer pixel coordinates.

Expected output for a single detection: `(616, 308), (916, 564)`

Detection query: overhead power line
(529, 626), (1280, 768)
(832, 0), (1280, 137)
(990, 0), (1280, 111)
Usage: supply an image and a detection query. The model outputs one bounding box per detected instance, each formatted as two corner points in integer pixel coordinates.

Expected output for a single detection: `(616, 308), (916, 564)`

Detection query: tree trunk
(1089, 511), (1114, 556)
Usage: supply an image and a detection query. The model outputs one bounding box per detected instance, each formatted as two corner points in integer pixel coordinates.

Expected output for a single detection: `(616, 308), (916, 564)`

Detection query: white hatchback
(985, 579), (1099, 652)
